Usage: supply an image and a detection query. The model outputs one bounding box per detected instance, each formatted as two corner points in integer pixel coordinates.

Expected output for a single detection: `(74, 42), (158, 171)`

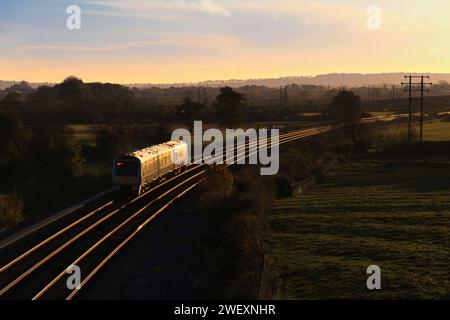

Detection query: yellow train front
(112, 140), (189, 195)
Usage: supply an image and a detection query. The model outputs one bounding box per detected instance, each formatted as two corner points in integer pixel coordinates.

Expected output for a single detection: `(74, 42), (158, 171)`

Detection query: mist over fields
(2, 73), (450, 90)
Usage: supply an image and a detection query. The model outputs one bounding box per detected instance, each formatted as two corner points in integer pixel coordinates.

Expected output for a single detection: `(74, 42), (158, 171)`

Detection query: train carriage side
(140, 154), (159, 186)
(157, 146), (175, 177)
(138, 143), (175, 192)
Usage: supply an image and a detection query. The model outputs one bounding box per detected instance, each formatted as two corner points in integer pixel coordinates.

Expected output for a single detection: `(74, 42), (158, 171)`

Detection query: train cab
(112, 155), (141, 194)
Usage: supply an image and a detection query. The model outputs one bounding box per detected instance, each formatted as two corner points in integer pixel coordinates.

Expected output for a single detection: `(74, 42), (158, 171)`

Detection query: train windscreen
(115, 161), (138, 177)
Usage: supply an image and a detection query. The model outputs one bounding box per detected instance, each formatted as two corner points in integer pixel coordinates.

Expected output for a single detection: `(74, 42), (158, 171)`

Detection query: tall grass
(372, 126), (417, 154)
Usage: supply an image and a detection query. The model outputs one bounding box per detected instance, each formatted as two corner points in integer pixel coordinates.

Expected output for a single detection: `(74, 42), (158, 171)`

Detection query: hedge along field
(270, 158), (450, 299)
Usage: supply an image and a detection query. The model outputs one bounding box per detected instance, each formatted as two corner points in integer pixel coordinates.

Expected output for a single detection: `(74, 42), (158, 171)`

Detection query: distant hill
(126, 73), (450, 89)
(2, 73), (450, 90)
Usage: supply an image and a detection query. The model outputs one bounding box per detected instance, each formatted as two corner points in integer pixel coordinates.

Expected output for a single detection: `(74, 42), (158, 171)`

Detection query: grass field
(67, 124), (97, 143)
(270, 157), (450, 299)
(424, 120), (450, 141)
(369, 111), (395, 117)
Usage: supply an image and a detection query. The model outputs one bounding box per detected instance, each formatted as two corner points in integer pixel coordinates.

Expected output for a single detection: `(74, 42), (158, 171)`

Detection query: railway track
(0, 125), (337, 300)
(0, 163), (206, 300)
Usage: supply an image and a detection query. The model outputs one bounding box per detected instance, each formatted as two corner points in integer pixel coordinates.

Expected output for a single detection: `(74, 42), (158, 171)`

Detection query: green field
(369, 111), (395, 117)
(270, 158), (450, 299)
(67, 124), (97, 143)
(424, 120), (450, 141)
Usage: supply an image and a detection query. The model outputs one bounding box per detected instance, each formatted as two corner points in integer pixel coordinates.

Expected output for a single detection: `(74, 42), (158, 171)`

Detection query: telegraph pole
(284, 85), (288, 106)
(419, 76), (431, 142)
(279, 86), (288, 107)
(401, 75), (432, 143)
(280, 86), (283, 107)
(203, 87), (207, 105)
(408, 76), (412, 144)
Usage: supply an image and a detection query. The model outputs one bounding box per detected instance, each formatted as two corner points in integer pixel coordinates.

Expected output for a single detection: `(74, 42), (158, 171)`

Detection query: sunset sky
(0, 0), (449, 84)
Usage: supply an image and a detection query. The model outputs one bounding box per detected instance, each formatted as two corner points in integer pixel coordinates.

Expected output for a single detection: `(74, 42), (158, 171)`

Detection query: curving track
(0, 120), (391, 300)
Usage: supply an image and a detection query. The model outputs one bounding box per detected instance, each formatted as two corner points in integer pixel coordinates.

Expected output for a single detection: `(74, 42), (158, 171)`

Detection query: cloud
(196, 0), (231, 17)
(164, 0), (231, 17)
(16, 41), (163, 52)
(16, 33), (240, 52)
(86, 0), (231, 18)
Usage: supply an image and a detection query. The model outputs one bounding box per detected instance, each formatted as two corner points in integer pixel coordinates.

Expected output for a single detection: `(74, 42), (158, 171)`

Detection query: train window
(115, 161), (138, 176)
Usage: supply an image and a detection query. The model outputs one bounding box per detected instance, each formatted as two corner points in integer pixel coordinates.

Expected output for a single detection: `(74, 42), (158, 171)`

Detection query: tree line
(0, 76), (358, 127)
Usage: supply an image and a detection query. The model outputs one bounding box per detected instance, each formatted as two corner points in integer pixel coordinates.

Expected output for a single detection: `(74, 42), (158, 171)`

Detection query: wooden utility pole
(284, 85), (288, 107)
(204, 87), (207, 105)
(402, 75), (432, 143)
(280, 86), (283, 107)
(280, 86), (288, 107)
(419, 76), (432, 142)
(408, 76), (412, 144)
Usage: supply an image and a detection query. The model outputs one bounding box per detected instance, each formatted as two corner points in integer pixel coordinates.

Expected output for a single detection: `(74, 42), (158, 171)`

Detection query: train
(112, 140), (189, 195)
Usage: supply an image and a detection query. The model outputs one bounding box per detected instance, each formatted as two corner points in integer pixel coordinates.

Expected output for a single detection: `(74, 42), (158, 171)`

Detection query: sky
(0, 0), (449, 84)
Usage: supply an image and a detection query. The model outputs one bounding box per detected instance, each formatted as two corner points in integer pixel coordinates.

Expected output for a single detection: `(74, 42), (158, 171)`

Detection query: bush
(0, 194), (24, 230)
(335, 141), (353, 154)
(274, 175), (293, 198)
(373, 126), (416, 154)
(199, 165), (234, 211)
(278, 137), (337, 182)
(196, 167), (275, 299)
(27, 125), (85, 182)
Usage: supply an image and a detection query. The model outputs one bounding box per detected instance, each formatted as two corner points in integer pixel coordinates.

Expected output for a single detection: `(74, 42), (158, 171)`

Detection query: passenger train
(112, 140), (189, 195)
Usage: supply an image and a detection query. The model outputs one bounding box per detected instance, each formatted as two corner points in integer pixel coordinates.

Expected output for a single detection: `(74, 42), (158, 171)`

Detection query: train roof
(124, 140), (186, 162)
